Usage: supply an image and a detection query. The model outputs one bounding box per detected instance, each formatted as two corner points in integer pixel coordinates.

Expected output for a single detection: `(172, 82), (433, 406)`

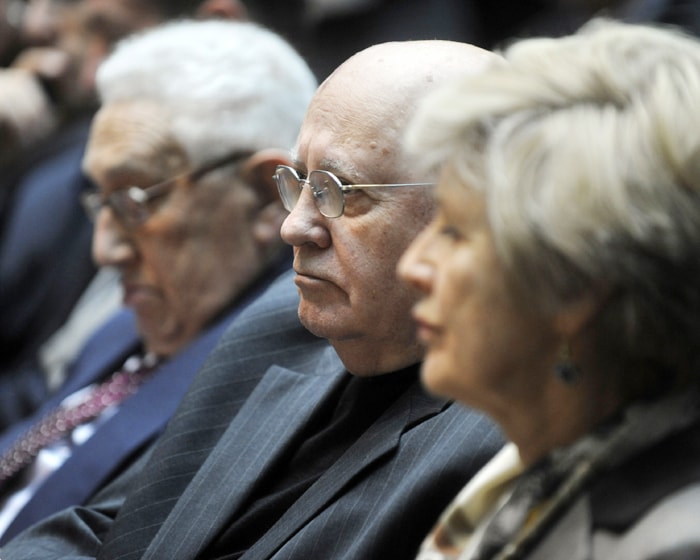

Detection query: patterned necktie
(0, 353), (159, 486)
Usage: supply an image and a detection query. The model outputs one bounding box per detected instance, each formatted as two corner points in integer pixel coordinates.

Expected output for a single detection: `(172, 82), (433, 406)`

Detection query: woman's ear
(553, 292), (605, 339)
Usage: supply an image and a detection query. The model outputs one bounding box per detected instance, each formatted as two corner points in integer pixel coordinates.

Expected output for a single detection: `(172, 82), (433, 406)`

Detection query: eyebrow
(289, 157), (363, 182)
(92, 165), (161, 191)
(289, 156), (306, 172)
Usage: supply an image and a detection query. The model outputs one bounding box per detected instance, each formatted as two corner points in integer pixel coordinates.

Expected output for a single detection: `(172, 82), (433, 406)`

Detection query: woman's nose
(397, 227), (435, 294)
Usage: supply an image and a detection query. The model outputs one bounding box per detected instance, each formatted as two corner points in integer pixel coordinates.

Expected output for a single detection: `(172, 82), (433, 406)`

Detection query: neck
(496, 371), (621, 466)
(329, 337), (424, 377)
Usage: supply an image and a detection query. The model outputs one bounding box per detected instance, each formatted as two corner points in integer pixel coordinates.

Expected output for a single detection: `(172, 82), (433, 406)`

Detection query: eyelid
(439, 224), (464, 240)
(289, 163), (307, 176)
(293, 168), (308, 180)
(334, 175), (353, 186)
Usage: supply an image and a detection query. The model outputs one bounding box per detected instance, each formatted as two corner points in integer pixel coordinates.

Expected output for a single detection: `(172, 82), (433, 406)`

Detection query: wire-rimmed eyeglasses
(81, 150), (253, 229)
(273, 165), (434, 218)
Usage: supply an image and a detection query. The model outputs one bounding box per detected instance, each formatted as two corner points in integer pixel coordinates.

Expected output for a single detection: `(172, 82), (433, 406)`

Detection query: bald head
(324, 39), (496, 98)
(303, 41), (498, 179)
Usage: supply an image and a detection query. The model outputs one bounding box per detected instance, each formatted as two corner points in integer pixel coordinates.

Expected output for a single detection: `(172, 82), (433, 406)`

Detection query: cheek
(344, 237), (416, 318)
(364, 220), (425, 283)
(137, 226), (189, 305)
(160, 240), (217, 303)
(150, 221), (248, 318)
(420, 338), (462, 398)
(421, 294), (476, 398)
(422, 318), (512, 408)
(420, 259), (497, 399)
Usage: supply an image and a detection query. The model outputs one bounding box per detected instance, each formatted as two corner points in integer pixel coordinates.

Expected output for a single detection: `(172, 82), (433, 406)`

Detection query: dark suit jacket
(1, 270), (503, 560)
(0, 262), (287, 545)
(0, 118), (97, 377)
(0, 117), (97, 435)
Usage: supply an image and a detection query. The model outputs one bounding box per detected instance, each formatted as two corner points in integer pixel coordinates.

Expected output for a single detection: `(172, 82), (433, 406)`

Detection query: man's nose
(280, 186), (331, 249)
(92, 210), (136, 267)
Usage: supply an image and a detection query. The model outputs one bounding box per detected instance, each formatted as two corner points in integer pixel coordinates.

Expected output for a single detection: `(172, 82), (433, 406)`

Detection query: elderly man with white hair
(0, 18), (316, 544)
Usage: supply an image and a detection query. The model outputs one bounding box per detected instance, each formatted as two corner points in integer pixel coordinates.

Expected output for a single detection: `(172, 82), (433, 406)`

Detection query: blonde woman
(400, 20), (700, 560)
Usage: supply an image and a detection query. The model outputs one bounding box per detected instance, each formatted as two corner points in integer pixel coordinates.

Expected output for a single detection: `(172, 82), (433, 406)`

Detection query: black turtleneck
(204, 363), (420, 559)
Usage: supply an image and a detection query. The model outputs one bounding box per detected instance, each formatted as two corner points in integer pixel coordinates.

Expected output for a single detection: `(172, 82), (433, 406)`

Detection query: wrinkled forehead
(292, 82), (405, 181)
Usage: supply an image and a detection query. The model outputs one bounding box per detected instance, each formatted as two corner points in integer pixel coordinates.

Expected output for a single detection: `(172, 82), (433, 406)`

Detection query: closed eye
(340, 185), (364, 196)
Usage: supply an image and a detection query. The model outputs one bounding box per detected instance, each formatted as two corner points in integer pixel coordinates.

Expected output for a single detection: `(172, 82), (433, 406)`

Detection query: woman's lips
(412, 311), (441, 345)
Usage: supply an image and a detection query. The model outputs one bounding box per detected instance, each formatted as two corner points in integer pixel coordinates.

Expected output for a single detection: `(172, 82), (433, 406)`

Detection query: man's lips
(293, 267), (331, 283)
(121, 282), (156, 306)
(293, 270), (331, 289)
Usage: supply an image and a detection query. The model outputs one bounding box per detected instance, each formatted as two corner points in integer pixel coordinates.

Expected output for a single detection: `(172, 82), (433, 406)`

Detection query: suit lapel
(55, 308), (140, 396)
(143, 348), (346, 560)
(1, 307), (236, 543)
(242, 381), (449, 560)
(0, 308), (138, 455)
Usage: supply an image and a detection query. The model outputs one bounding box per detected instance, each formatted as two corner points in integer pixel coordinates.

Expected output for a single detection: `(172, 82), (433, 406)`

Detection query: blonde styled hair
(407, 20), (700, 398)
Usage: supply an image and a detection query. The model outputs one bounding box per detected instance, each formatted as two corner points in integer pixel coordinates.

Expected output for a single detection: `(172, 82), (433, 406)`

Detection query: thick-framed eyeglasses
(81, 150), (253, 229)
(273, 165), (434, 218)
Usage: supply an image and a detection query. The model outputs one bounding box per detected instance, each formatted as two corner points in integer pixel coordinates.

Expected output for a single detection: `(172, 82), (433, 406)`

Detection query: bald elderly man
(2, 40), (504, 560)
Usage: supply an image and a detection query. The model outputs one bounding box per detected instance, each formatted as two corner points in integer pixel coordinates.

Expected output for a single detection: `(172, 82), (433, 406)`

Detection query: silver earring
(554, 342), (580, 384)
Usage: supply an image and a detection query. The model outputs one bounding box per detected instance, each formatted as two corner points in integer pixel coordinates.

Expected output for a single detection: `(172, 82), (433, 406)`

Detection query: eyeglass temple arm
(139, 150), (256, 202)
(190, 150), (254, 182)
(340, 182), (434, 191)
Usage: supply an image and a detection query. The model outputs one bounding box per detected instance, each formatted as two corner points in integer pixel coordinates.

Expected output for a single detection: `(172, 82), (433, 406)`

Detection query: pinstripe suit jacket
(1, 270), (503, 560)
(0, 259), (290, 545)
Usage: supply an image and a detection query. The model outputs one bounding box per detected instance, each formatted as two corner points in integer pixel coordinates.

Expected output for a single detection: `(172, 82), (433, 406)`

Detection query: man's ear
(240, 148), (292, 204)
(239, 148), (293, 248)
(196, 0), (249, 21)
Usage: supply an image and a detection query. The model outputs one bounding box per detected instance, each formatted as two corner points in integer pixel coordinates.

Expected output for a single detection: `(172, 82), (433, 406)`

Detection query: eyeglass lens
(309, 171), (345, 217)
(82, 188), (150, 227)
(274, 166), (347, 218)
(109, 189), (151, 226)
(275, 166), (303, 213)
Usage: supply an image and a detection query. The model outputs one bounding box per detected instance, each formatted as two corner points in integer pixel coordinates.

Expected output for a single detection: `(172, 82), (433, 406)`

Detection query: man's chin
(298, 312), (329, 339)
(298, 304), (346, 341)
